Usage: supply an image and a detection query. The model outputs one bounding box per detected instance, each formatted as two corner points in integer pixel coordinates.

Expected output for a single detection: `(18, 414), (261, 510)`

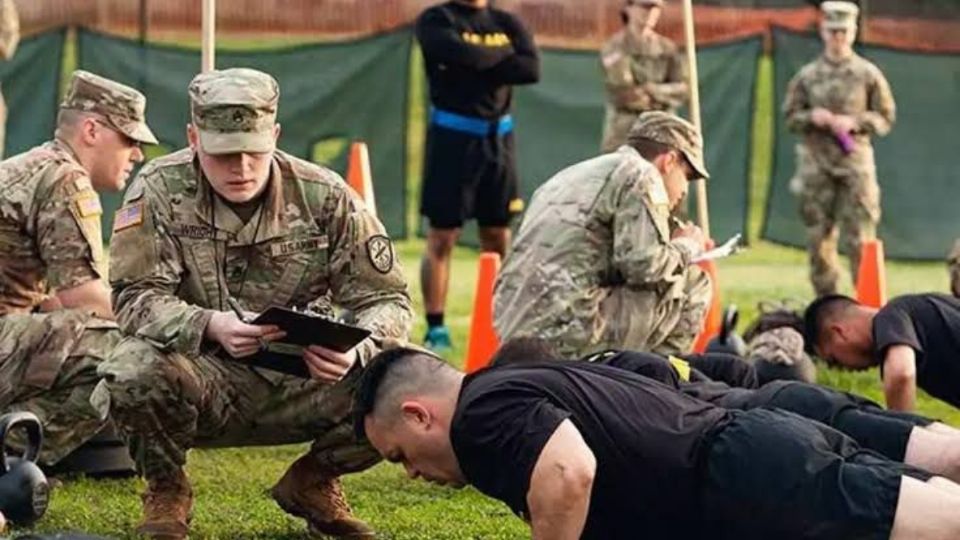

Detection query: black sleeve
(874, 304), (924, 356)
(415, 8), (515, 71)
(683, 353), (759, 389)
(601, 352), (682, 388)
(483, 11), (540, 85)
(453, 384), (571, 515)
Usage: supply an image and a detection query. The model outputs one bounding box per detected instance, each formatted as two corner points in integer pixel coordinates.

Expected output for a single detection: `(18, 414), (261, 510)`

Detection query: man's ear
(400, 401), (431, 428)
(79, 116), (100, 146)
(186, 123), (199, 151)
(272, 123), (281, 142)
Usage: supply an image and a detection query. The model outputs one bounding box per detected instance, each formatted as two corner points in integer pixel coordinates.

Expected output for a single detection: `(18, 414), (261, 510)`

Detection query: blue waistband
(430, 108), (514, 136)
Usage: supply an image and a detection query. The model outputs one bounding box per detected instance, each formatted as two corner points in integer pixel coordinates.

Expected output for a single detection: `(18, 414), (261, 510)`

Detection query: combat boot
(270, 454), (375, 538)
(136, 468), (193, 539)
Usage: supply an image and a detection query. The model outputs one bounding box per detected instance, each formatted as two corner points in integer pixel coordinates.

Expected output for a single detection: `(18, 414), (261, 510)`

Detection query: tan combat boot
(270, 454), (375, 538)
(136, 468), (193, 540)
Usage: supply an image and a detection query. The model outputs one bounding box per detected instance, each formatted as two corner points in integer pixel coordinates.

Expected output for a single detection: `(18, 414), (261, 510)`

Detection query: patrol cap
(61, 70), (158, 145)
(188, 68), (279, 155)
(821, 1), (859, 30)
(627, 111), (709, 180)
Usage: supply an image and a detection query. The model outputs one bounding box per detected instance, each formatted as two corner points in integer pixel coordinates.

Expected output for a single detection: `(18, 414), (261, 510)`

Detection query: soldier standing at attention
(494, 112), (711, 358)
(0, 71), (156, 466)
(415, 0), (540, 351)
(783, 0), (895, 297)
(96, 68), (412, 539)
(600, 0), (687, 153)
(0, 0), (19, 157)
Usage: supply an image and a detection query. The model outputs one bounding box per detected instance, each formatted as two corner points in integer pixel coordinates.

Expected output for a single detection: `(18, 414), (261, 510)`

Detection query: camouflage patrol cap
(628, 111), (709, 180)
(747, 327), (807, 367)
(61, 70), (158, 145)
(189, 68), (279, 155)
(821, 1), (859, 30)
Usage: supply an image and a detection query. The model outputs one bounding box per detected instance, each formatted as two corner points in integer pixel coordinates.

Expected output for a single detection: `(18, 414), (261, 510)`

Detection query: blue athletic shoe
(424, 325), (453, 352)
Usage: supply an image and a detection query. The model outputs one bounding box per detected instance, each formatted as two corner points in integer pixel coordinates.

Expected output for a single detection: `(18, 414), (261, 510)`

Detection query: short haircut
(626, 136), (673, 162)
(54, 109), (98, 140)
(353, 347), (459, 440)
(489, 336), (561, 367)
(802, 294), (859, 355)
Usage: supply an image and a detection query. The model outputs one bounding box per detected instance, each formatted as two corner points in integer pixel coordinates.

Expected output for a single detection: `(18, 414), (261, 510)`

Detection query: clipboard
(223, 306), (371, 379)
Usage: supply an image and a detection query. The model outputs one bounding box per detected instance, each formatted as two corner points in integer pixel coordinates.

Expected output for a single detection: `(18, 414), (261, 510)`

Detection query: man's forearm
(884, 375), (917, 412)
(529, 481), (591, 540)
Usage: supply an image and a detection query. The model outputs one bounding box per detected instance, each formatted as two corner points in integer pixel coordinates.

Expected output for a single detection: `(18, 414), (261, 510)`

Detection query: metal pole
(201, 0), (215, 72)
(682, 0), (709, 238)
(138, 0), (148, 91)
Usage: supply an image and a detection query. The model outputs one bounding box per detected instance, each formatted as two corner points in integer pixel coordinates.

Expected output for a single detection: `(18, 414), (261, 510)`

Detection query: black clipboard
(225, 306), (371, 379)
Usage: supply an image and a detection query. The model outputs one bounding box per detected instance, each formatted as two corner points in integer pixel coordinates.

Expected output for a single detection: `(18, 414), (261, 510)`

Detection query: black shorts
(420, 124), (520, 229)
(699, 409), (932, 540)
(717, 381), (930, 461)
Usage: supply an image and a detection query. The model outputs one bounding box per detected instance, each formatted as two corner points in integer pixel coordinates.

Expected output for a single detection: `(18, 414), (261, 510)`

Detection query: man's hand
(303, 344), (358, 384)
(811, 107), (834, 128)
(205, 311), (285, 358)
(672, 221), (706, 247)
(830, 114), (858, 135)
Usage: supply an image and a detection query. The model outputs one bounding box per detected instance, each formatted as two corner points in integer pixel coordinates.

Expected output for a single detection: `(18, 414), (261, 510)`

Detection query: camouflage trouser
(948, 239), (960, 298)
(601, 107), (639, 153)
(0, 310), (119, 466)
(794, 145), (881, 297)
(598, 265), (712, 355)
(94, 337), (380, 480)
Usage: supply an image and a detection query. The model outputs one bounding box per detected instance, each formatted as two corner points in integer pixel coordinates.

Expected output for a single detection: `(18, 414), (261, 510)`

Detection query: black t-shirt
(873, 293), (960, 407)
(415, 2), (539, 119)
(450, 362), (731, 539)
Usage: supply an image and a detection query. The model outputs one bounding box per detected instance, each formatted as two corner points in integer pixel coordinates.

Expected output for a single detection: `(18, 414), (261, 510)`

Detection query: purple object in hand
(835, 132), (855, 155)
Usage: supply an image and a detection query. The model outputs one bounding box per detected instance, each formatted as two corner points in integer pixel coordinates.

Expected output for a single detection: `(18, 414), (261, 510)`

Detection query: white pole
(202, 0), (215, 72)
(682, 0), (709, 238)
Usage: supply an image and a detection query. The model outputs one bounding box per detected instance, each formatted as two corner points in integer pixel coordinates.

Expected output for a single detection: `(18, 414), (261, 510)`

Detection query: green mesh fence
(0, 28), (65, 157)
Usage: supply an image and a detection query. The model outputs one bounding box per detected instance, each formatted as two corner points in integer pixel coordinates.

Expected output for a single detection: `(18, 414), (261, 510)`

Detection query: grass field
(14, 239), (959, 539)
(19, 34), (958, 540)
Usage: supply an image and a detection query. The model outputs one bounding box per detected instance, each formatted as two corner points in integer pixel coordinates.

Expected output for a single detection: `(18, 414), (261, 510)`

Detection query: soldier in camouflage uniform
(494, 111), (711, 357)
(783, 1), (895, 297)
(94, 68), (412, 539)
(0, 71), (156, 465)
(600, 0), (687, 153)
(0, 0), (18, 158)
(948, 239), (960, 298)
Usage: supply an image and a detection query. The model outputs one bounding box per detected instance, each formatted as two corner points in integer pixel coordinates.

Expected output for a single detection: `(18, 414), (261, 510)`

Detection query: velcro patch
(171, 223), (232, 241)
(508, 198), (525, 214)
(73, 177), (93, 192)
(366, 235), (394, 274)
(74, 193), (102, 218)
(270, 235), (329, 257)
(113, 202), (144, 232)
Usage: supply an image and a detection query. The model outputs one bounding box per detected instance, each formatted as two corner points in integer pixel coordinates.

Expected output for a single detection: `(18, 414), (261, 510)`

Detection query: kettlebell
(705, 305), (748, 357)
(0, 411), (49, 525)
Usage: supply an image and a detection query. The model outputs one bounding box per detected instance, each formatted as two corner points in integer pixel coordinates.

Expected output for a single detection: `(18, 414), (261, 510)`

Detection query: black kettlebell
(705, 305), (748, 357)
(0, 412), (49, 525)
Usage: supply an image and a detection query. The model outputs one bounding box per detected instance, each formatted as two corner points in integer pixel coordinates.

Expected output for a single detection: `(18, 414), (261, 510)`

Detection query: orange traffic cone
(692, 240), (722, 353)
(856, 239), (887, 308)
(346, 141), (377, 216)
(465, 252), (502, 373)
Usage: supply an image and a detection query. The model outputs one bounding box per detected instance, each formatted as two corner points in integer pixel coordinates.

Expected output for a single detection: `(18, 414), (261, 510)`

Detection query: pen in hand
(226, 297), (268, 352)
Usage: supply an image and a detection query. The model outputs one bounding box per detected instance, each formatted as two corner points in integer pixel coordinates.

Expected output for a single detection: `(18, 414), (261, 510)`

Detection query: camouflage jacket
(601, 29), (688, 113)
(783, 52), (895, 166)
(0, 140), (104, 314)
(108, 149), (413, 363)
(494, 146), (703, 349)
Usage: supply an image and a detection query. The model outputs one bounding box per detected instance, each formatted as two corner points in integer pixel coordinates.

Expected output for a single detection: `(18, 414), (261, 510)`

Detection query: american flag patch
(73, 194), (102, 217)
(113, 202), (144, 232)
